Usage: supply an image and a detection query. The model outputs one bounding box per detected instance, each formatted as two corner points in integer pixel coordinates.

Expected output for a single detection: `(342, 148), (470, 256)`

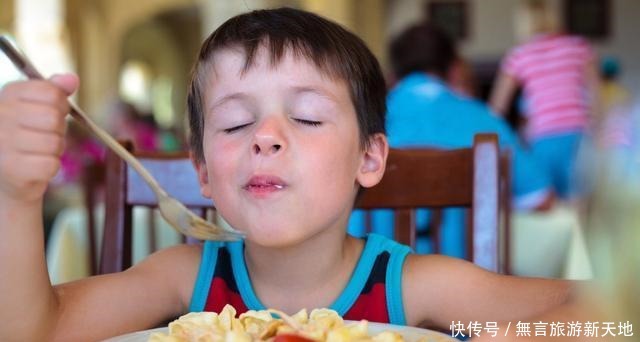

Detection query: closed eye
(294, 118), (322, 127)
(223, 123), (252, 133)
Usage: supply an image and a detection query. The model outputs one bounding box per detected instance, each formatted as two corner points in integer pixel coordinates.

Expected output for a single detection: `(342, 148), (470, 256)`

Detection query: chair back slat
(101, 141), (133, 274)
(357, 149), (473, 208)
(393, 209), (416, 247)
(471, 134), (500, 271)
(499, 150), (512, 274)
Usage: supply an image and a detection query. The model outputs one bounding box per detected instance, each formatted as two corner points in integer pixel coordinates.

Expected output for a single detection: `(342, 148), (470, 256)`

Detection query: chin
(242, 224), (308, 248)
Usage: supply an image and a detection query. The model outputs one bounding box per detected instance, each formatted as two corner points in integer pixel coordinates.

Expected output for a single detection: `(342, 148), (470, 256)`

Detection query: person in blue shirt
(349, 22), (554, 258)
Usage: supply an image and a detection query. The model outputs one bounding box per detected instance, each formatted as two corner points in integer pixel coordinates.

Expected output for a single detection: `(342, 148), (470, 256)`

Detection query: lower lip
(244, 185), (286, 197)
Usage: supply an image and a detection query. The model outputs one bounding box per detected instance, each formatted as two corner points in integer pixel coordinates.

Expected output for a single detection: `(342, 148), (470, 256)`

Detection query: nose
(252, 118), (286, 156)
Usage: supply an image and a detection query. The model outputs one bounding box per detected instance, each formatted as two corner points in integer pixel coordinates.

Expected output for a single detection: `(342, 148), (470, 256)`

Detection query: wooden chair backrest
(356, 134), (510, 273)
(101, 142), (211, 274)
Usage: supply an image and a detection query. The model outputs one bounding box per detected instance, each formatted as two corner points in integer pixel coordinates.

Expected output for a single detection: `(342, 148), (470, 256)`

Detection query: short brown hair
(187, 7), (386, 163)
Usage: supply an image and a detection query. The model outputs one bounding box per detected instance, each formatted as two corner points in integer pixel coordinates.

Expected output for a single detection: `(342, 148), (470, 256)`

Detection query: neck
(243, 227), (363, 312)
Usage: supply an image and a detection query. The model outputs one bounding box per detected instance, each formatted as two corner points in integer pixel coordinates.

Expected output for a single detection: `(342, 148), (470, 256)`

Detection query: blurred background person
(599, 56), (631, 118)
(104, 99), (182, 152)
(448, 56), (478, 99)
(595, 57), (634, 151)
(489, 0), (600, 201)
(348, 21), (554, 259)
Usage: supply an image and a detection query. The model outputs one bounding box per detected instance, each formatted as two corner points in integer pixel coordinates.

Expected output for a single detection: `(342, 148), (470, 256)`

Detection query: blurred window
(15, 0), (74, 77)
(119, 60), (153, 113)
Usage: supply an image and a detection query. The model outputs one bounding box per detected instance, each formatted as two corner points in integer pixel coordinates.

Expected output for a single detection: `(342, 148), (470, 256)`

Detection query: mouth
(243, 175), (288, 194)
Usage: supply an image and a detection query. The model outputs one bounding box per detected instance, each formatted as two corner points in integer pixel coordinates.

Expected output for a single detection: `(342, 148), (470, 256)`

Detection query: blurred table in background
(46, 205), (181, 284)
(511, 204), (593, 280)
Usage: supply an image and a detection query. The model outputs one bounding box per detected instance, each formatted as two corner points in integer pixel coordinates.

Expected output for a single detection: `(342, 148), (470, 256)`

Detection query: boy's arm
(402, 254), (575, 330)
(0, 197), (199, 341)
(50, 243), (201, 341)
(0, 76), (78, 341)
(0, 77), (199, 341)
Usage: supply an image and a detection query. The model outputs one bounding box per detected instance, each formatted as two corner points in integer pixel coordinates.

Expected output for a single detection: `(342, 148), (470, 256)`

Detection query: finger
(49, 73), (80, 96)
(13, 130), (65, 156)
(0, 80), (71, 115)
(13, 102), (68, 134)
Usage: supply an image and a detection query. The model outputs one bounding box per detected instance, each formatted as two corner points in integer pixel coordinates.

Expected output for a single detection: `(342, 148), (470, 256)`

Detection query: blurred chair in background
(46, 121), (106, 280)
(100, 142), (206, 274)
(46, 140), (184, 282)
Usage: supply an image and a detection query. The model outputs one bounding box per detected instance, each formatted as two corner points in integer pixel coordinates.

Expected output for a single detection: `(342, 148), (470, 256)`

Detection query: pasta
(148, 305), (409, 342)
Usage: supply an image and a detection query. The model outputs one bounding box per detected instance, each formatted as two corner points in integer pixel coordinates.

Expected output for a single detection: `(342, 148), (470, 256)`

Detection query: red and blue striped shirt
(189, 234), (411, 324)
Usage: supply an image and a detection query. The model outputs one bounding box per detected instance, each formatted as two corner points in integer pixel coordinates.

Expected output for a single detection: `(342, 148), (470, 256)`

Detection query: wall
(0, 0), (13, 31)
(597, 0), (640, 93)
(65, 0), (196, 115)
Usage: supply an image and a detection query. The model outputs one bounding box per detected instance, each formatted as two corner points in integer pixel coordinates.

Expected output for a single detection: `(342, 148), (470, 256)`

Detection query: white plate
(103, 321), (457, 342)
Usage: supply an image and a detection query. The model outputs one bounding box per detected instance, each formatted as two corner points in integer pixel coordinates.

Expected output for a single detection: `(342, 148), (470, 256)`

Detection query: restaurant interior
(0, 0), (638, 339)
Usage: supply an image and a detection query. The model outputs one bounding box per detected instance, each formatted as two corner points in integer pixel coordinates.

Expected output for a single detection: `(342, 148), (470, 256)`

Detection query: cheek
(203, 138), (240, 193)
(306, 136), (361, 194)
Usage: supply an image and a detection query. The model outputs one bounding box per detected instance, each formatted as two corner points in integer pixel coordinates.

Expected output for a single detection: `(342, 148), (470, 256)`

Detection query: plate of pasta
(103, 305), (456, 342)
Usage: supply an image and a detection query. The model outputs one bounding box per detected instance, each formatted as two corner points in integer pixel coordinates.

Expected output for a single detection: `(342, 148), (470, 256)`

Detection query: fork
(0, 36), (244, 241)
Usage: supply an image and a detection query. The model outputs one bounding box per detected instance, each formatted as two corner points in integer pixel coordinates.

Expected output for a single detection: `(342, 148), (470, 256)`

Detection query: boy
(0, 8), (573, 341)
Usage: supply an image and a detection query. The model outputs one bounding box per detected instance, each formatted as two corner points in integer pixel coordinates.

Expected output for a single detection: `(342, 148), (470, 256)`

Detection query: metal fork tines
(0, 35), (244, 241)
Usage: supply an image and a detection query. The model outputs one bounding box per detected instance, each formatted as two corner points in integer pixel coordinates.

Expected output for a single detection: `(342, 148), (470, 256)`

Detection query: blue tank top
(189, 234), (412, 325)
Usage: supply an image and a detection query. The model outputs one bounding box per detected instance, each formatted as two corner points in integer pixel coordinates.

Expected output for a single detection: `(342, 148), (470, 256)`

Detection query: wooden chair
(81, 160), (106, 275)
(355, 134), (510, 273)
(100, 142), (211, 274)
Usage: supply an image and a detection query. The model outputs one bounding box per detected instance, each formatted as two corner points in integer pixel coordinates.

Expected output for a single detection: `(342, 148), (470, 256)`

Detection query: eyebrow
(291, 85), (340, 103)
(207, 84), (340, 114)
(208, 92), (249, 113)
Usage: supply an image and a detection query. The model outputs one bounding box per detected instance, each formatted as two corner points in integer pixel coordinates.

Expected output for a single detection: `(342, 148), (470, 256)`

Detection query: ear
(190, 152), (212, 199)
(356, 133), (389, 188)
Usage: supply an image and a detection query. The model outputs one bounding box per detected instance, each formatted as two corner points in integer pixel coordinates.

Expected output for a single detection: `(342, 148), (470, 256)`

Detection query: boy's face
(194, 46), (387, 247)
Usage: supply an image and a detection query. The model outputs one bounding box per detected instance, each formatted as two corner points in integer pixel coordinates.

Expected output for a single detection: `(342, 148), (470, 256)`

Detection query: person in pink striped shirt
(490, 0), (600, 199)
